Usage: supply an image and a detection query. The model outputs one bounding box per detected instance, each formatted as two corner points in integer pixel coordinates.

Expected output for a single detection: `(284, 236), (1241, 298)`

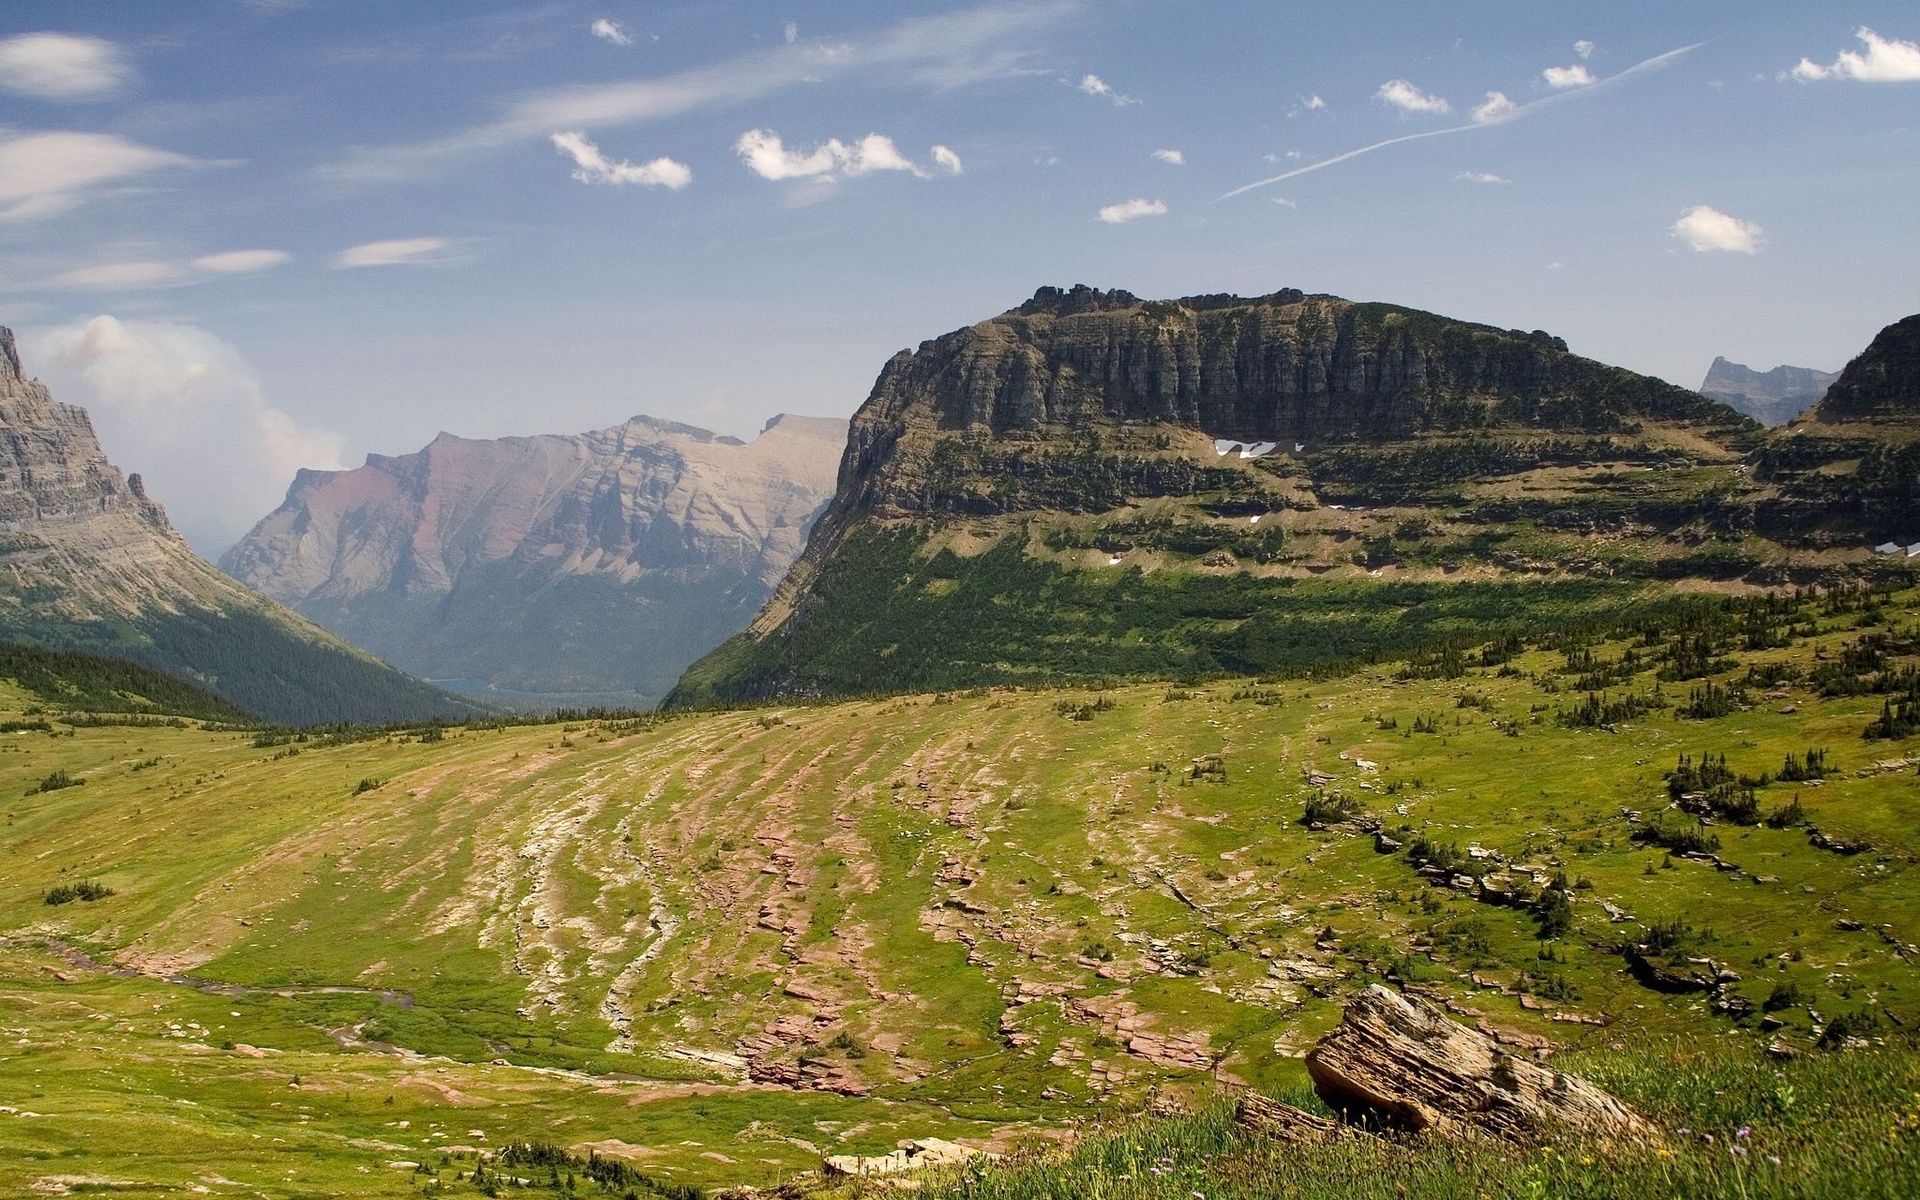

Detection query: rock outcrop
(1303, 985), (1654, 1141)
(1237, 985), (1652, 1146)
(0, 326), (466, 725)
(1699, 356), (1836, 427)
(222, 414), (845, 708)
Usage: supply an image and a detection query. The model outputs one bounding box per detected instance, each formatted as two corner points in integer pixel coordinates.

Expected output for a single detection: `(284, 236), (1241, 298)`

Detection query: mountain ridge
(1698, 355), (1837, 427)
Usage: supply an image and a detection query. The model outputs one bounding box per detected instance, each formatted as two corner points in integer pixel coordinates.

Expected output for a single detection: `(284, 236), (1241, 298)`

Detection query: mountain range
(221, 413), (845, 709)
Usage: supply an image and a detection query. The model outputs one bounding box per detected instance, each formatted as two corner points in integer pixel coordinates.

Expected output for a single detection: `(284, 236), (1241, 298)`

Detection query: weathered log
(1232, 1093), (1351, 1143)
(1304, 984), (1655, 1142)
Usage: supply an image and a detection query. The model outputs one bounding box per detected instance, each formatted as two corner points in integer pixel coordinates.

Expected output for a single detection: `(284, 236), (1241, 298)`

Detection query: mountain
(1698, 356), (1837, 427)
(221, 413), (847, 709)
(1752, 312), (1920, 541)
(666, 285), (1885, 708)
(0, 326), (470, 726)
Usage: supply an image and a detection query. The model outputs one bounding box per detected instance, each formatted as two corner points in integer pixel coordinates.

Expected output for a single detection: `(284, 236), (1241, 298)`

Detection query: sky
(0, 1), (1916, 553)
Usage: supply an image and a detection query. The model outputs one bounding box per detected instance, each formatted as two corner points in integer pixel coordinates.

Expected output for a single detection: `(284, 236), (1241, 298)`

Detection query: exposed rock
(1699, 356), (1836, 427)
(822, 1138), (982, 1177)
(1232, 1093), (1349, 1143)
(1303, 984), (1654, 1142)
(0, 326), (463, 724)
(224, 413), (845, 708)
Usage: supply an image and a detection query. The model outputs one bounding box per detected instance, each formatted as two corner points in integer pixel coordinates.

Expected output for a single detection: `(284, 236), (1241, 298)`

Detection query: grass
(0, 583), (1914, 1193)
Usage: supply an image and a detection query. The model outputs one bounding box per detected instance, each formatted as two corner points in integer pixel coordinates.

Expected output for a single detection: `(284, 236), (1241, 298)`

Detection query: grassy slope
(0, 586), (1915, 1195)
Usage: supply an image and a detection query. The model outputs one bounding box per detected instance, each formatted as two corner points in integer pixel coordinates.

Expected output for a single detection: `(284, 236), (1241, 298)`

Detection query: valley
(0, 580), (1914, 1195)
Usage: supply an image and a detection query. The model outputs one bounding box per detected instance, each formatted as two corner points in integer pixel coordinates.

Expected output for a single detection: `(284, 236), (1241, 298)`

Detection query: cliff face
(669, 287), (1787, 708)
(0, 327), (467, 725)
(1699, 356), (1837, 427)
(222, 413), (846, 707)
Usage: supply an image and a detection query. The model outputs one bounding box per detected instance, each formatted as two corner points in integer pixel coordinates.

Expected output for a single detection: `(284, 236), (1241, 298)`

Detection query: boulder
(1302, 984), (1654, 1142)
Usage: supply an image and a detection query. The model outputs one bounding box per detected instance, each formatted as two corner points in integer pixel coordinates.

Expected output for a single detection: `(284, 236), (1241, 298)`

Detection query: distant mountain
(1699, 357), (1837, 427)
(0, 327), (471, 726)
(222, 413), (847, 709)
(668, 286), (1781, 708)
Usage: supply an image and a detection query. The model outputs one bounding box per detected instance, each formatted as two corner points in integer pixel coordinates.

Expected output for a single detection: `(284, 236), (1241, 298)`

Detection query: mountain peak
(0, 326), (20, 383)
(1810, 313), (1920, 425)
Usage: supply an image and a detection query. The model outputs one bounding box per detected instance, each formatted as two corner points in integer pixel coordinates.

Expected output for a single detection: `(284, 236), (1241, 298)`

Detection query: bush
(45, 879), (113, 905)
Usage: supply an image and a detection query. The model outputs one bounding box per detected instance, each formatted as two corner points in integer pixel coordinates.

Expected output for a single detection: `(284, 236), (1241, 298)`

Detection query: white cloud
(1471, 91), (1519, 124)
(1574, 40), (1596, 60)
(591, 19), (632, 46)
(549, 131), (691, 188)
(1151, 148), (1184, 165)
(0, 33), (133, 100)
(1270, 197), (1297, 209)
(193, 249), (290, 274)
(1456, 171), (1508, 184)
(1375, 79), (1450, 114)
(1097, 198), (1166, 224)
(931, 144), (963, 174)
(0, 130), (193, 221)
(1791, 27), (1920, 83)
(1078, 72), (1136, 106)
(784, 21), (799, 44)
(335, 237), (454, 268)
(735, 129), (926, 181)
(1672, 205), (1762, 254)
(23, 315), (345, 551)
(1304, 94), (1326, 110)
(1543, 64), (1595, 89)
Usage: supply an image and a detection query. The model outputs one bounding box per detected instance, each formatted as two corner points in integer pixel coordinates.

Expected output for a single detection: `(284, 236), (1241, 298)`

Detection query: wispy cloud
(736, 130), (926, 181)
(1151, 148), (1184, 165)
(931, 144), (964, 174)
(1077, 72), (1136, 106)
(1097, 197), (1165, 224)
(1457, 171), (1508, 184)
(1223, 43), (1701, 200)
(194, 249), (291, 274)
(1542, 64), (1595, 89)
(1574, 40), (1596, 60)
(0, 33), (133, 99)
(321, 2), (1076, 182)
(550, 131), (690, 188)
(1790, 27), (1920, 83)
(590, 18), (632, 47)
(0, 131), (194, 221)
(1375, 79), (1449, 114)
(784, 21), (799, 45)
(335, 237), (456, 268)
(1672, 205), (1761, 254)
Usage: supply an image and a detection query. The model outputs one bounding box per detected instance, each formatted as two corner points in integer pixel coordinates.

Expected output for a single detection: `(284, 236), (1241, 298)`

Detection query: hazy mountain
(223, 413), (847, 709)
(1699, 356), (1838, 427)
(0, 327), (469, 726)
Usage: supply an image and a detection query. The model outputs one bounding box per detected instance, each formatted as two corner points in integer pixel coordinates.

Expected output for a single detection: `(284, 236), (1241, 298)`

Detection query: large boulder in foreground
(1303, 984), (1654, 1141)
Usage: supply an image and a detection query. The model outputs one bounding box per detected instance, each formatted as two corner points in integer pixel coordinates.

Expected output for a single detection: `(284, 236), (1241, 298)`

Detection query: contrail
(1219, 42), (1704, 201)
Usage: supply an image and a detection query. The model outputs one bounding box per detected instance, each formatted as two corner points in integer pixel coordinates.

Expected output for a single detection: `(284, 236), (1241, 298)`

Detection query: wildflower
(1736, 1125), (1751, 1139)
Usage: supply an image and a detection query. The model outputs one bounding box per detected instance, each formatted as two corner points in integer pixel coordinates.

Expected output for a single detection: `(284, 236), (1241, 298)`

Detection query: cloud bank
(24, 316), (345, 552)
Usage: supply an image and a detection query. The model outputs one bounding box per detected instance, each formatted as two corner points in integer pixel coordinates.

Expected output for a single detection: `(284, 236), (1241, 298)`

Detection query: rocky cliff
(1698, 356), (1837, 427)
(222, 413), (846, 708)
(668, 288), (1905, 709)
(0, 327), (468, 725)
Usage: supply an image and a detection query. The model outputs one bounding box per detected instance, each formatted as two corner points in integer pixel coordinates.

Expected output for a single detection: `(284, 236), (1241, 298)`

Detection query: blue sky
(1, 1), (1916, 552)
